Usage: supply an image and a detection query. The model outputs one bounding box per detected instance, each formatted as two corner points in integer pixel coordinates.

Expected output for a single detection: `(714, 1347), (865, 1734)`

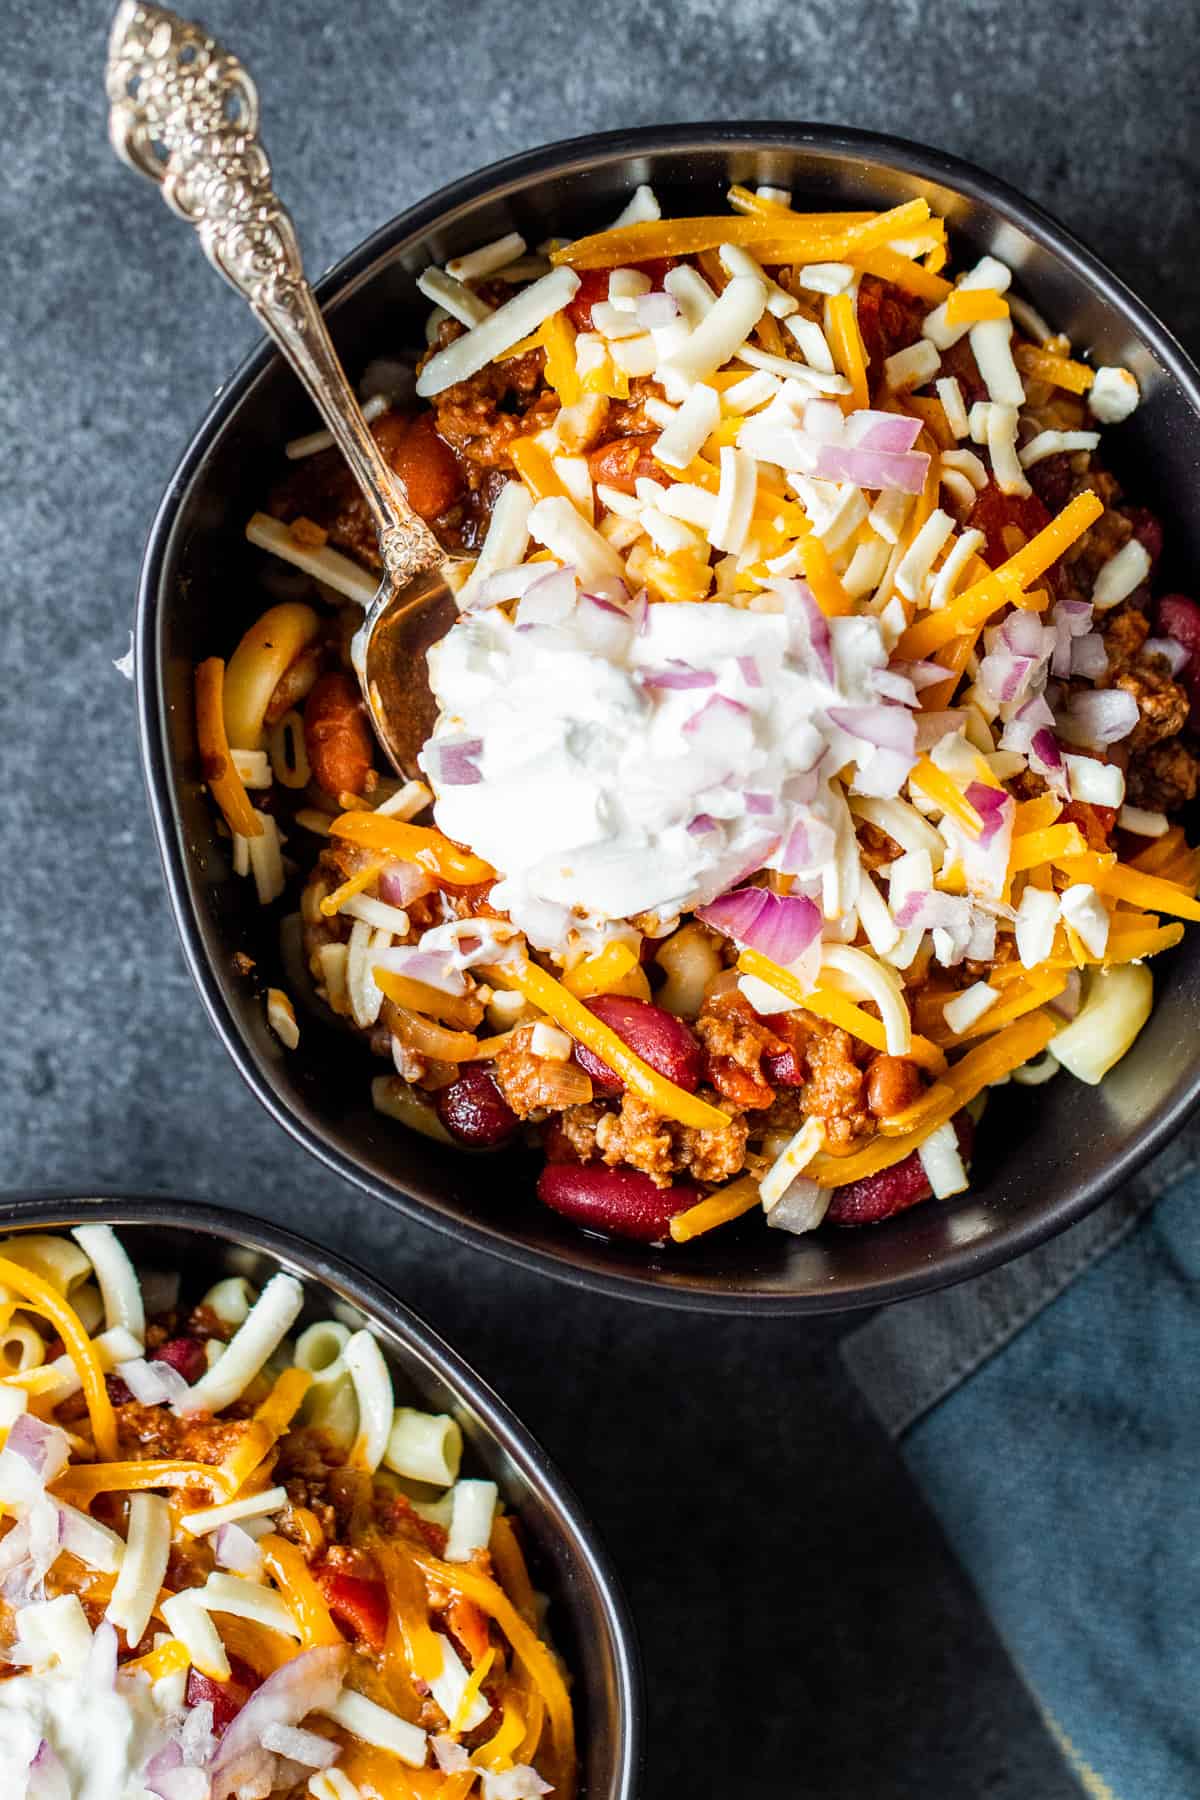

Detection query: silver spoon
(106, 0), (461, 775)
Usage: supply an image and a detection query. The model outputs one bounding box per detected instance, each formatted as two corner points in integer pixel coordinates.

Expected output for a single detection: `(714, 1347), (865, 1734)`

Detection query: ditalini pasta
(205, 179), (1200, 1249)
(0, 1229), (575, 1799)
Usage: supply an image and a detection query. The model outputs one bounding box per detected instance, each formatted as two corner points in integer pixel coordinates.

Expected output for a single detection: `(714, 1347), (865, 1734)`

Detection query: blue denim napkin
(841, 1121), (1200, 1800)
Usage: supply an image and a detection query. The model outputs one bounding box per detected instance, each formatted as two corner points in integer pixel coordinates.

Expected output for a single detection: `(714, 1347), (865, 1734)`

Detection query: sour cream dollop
(421, 587), (904, 942)
(0, 1662), (176, 1800)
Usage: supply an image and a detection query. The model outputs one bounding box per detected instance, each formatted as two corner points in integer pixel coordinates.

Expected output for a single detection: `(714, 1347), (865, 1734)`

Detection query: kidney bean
(303, 671), (374, 798)
(572, 995), (704, 1096)
(1156, 594), (1200, 717)
(537, 1163), (701, 1242)
(151, 1335), (208, 1385)
(436, 1065), (520, 1148)
(105, 1373), (133, 1405)
(826, 1112), (973, 1228)
(1128, 505), (1164, 570)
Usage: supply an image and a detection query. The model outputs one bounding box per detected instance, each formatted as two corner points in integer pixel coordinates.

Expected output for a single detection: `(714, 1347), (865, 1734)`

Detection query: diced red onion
(469, 564), (546, 610)
(697, 886), (822, 963)
(683, 693), (752, 765)
(640, 660), (717, 691)
(378, 861), (435, 908)
(777, 812), (837, 874)
(1071, 633), (1109, 679)
(1145, 635), (1191, 674)
(894, 890), (971, 932)
(827, 704), (916, 756)
(964, 781), (1013, 848)
(426, 736), (483, 787)
(1051, 626), (1074, 679)
(433, 1735), (472, 1774)
(686, 814), (718, 836)
(1056, 598), (1094, 633)
(210, 1647), (348, 1794)
(577, 590), (634, 657)
(260, 1724), (338, 1768)
(809, 441), (930, 493)
(372, 946), (468, 995)
(630, 588), (650, 634)
(890, 658), (950, 691)
(871, 669), (919, 706)
(27, 1742), (71, 1800)
(515, 565), (576, 627)
(481, 1769), (553, 1799)
(844, 409), (924, 454)
(4, 1415), (70, 1485)
(116, 1358), (191, 1408)
(179, 1701), (218, 1769)
(1057, 687), (1140, 748)
(737, 655), (762, 688)
(215, 1522), (264, 1575)
(915, 710), (968, 751)
(1031, 726), (1063, 770)
(783, 768), (821, 805)
(636, 290), (679, 329)
(744, 791), (774, 815)
(979, 650), (1035, 705)
(1050, 969), (1083, 1020)
(778, 579), (835, 683)
(148, 1768), (209, 1800)
(1001, 609), (1050, 658)
(852, 747), (915, 800)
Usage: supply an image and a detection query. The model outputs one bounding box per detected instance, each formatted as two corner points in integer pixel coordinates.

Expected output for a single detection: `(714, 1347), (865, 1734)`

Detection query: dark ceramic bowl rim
(0, 1189), (643, 1796)
(136, 121), (1200, 1315)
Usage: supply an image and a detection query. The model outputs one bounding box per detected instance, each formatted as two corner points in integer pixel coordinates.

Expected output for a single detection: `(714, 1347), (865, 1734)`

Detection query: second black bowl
(136, 124), (1200, 1311)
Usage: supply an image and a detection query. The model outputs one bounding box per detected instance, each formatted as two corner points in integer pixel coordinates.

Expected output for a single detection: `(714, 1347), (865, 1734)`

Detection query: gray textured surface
(3, 1), (1198, 1793)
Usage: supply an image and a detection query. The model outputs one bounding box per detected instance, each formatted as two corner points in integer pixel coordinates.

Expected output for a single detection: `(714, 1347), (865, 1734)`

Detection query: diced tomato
(855, 276), (927, 369)
(447, 1594), (491, 1666)
(187, 1658), (260, 1735)
(566, 257), (678, 331)
(967, 480), (1052, 571)
(314, 1565), (389, 1651)
(1061, 798), (1117, 850)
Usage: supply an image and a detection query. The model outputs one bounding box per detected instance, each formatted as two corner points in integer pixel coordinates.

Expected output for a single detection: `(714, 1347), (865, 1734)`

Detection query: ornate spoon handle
(105, 1), (441, 587)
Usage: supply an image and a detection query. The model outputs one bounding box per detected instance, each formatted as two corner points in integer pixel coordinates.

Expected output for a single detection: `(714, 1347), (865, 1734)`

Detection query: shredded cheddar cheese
(0, 1256), (118, 1461)
(330, 813), (495, 886)
(482, 958), (731, 1131)
(668, 1174), (762, 1242)
(944, 288), (1010, 326)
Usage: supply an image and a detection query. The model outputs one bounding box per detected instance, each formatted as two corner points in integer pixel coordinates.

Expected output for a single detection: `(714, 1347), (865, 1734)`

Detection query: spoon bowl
(107, 0), (456, 776)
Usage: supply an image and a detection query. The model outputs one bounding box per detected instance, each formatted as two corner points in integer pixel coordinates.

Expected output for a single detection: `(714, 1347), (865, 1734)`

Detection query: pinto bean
(864, 1054), (923, 1119)
(588, 433), (661, 495)
(387, 411), (465, 520)
(303, 671), (374, 798)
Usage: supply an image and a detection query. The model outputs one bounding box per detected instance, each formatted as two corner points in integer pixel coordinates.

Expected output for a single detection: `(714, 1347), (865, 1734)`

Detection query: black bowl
(0, 1192), (641, 1798)
(136, 124), (1200, 1312)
